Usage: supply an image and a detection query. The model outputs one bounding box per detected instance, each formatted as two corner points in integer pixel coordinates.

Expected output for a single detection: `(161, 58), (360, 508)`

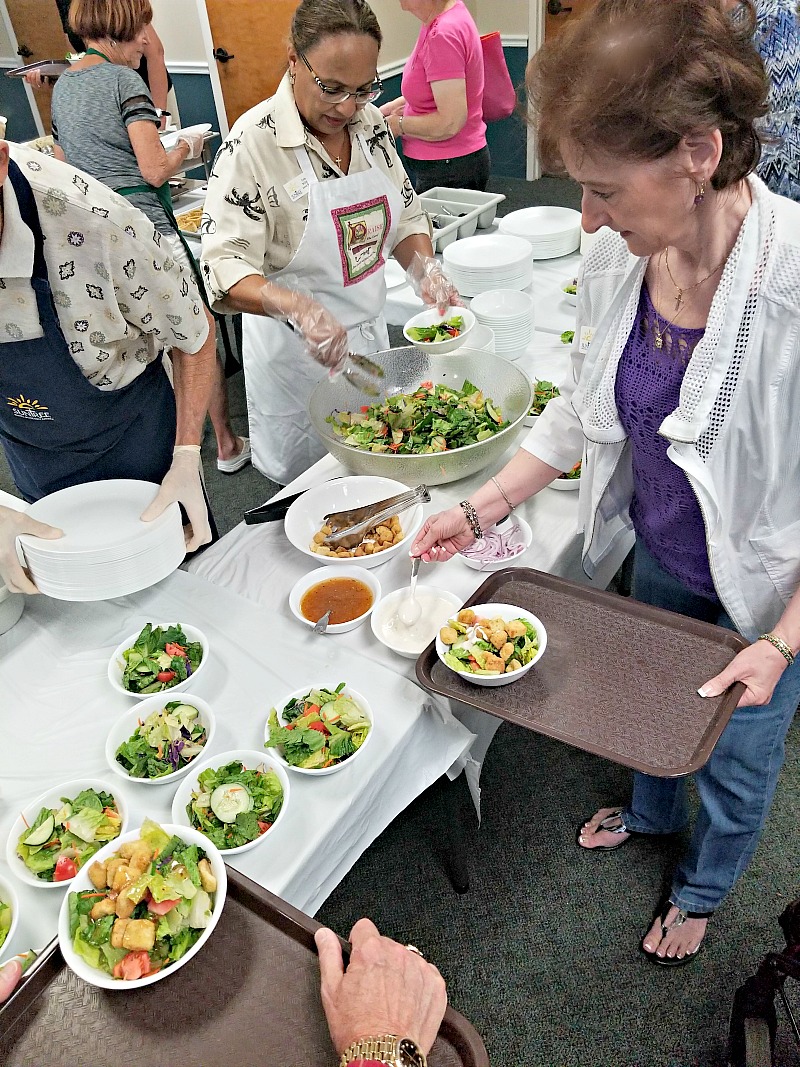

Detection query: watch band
(340, 1035), (427, 1067)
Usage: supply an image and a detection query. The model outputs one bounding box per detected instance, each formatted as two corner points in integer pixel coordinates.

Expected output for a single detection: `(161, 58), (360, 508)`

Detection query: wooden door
(204, 0), (299, 129)
(4, 0), (70, 133)
(544, 0), (596, 40)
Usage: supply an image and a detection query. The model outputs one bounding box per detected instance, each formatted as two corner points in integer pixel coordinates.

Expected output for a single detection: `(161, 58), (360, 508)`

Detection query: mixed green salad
(562, 279), (578, 296)
(115, 701), (207, 780)
(561, 330), (575, 345)
(68, 819), (216, 982)
(0, 900), (11, 950)
(529, 379), (560, 417)
(266, 684), (371, 770)
(17, 787), (123, 882)
(559, 461), (582, 480)
(440, 614), (539, 677)
(327, 379), (508, 455)
(407, 315), (465, 344)
(120, 623), (203, 695)
(185, 760), (284, 850)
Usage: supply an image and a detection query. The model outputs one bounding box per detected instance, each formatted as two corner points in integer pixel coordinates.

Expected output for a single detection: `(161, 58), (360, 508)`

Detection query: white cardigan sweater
(522, 175), (800, 641)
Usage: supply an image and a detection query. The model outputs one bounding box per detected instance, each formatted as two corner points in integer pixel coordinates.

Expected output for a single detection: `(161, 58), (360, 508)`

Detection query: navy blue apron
(0, 159), (177, 502)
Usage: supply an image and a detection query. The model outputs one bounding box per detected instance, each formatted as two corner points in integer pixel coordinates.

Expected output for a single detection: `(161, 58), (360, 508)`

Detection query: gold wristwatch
(340, 1034), (427, 1066)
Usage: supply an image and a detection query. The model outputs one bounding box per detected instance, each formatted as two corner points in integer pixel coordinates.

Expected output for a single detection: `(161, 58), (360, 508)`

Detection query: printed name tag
(284, 174), (309, 202)
(579, 326), (595, 354)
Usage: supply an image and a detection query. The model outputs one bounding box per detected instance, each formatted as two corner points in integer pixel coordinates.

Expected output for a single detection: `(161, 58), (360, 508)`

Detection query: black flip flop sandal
(642, 904), (713, 967)
(576, 808), (634, 852)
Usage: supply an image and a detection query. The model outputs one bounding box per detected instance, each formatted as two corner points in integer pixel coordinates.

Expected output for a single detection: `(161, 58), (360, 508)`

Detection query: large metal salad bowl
(308, 347), (533, 486)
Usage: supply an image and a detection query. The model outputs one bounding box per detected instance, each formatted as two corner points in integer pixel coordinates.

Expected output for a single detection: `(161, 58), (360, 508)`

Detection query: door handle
(17, 44), (33, 59)
(547, 0), (573, 14)
(213, 47), (235, 63)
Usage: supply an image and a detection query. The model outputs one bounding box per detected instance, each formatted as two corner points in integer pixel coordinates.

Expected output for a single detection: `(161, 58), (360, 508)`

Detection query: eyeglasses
(297, 51), (383, 106)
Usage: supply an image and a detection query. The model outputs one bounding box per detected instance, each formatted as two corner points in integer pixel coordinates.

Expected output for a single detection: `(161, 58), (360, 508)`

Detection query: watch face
(398, 1037), (426, 1067)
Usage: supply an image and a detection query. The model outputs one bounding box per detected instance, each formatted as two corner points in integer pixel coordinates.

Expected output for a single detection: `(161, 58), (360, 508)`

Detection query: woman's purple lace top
(614, 285), (717, 598)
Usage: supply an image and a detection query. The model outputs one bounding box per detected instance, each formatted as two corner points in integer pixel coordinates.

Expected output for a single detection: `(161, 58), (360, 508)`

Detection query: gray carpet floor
(4, 174), (799, 1066)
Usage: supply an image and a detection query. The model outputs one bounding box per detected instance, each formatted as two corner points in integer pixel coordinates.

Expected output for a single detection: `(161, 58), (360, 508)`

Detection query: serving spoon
(398, 557), (422, 626)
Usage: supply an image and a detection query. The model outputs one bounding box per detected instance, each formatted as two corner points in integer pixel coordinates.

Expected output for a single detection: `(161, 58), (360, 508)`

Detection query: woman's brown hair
(526, 0), (769, 189)
(69, 0), (153, 43)
(290, 0), (382, 55)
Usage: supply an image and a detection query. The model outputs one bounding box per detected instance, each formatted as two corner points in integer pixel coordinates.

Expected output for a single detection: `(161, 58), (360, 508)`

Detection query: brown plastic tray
(0, 868), (488, 1067)
(416, 567), (747, 777)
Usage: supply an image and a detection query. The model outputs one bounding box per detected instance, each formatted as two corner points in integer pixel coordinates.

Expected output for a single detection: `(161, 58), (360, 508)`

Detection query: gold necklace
(663, 245), (726, 314)
(651, 251), (691, 351)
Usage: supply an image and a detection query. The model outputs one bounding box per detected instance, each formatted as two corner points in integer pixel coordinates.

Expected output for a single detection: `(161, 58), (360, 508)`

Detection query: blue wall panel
(0, 76), (40, 142)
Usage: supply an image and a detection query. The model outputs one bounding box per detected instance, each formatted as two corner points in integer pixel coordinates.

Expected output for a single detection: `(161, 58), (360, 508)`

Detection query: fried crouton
(111, 918), (130, 949)
(88, 860), (107, 890)
(439, 626), (458, 645)
(121, 919), (156, 952)
(89, 896), (117, 921)
(506, 620), (527, 638)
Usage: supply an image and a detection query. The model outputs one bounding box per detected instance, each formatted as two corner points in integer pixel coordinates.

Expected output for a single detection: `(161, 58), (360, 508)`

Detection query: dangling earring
(289, 68), (296, 85)
(694, 179), (706, 206)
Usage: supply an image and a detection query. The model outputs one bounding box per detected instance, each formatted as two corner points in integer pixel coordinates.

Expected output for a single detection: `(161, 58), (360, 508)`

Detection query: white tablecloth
(0, 569), (474, 961)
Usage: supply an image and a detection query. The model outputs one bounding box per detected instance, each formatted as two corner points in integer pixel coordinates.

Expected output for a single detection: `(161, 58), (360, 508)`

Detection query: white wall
(150, 0), (206, 65)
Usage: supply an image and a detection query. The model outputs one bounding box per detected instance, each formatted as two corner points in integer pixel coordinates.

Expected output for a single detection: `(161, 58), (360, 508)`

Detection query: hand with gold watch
(314, 918), (447, 1066)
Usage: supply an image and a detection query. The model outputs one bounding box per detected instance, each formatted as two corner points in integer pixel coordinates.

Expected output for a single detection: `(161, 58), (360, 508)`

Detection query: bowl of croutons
(58, 819), (226, 989)
(436, 603), (547, 686)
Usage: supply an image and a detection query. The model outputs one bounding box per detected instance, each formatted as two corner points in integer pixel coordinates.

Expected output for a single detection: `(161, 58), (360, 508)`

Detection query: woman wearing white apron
(201, 0), (459, 485)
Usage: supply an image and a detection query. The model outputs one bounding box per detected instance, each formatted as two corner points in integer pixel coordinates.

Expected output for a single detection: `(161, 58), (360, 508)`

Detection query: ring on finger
(405, 943), (424, 958)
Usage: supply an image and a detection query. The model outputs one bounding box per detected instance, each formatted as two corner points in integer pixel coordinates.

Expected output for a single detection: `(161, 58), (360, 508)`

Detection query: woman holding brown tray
(413, 0), (800, 968)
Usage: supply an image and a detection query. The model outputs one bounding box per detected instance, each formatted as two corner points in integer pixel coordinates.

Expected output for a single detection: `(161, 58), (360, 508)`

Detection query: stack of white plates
(443, 234), (533, 297)
(470, 290), (535, 360)
(17, 480), (185, 602)
(498, 207), (581, 259)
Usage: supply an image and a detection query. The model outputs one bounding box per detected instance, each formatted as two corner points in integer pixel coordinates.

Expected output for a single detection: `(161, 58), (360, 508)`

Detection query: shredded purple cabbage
(167, 738), (186, 770)
(185, 660), (192, 677)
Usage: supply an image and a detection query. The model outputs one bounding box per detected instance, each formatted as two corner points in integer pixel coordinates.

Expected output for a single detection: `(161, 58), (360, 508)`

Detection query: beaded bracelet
(491, 476), (516, 514)
(757, 632), (796, 666)
(459, 500), (482, 540)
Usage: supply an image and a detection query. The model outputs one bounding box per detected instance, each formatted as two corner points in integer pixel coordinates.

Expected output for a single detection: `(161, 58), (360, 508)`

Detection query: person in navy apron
(0, 143), (214, 595)
(200, 0), (460, 486)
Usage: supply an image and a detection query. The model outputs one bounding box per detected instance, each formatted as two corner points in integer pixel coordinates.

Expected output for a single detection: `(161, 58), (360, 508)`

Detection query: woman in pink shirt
(381, 0), (489, 194)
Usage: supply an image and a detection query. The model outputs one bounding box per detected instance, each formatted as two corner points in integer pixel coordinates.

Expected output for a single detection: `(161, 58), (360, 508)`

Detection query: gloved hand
(175, 130), (206, 160)
(261, 287), (349, 374)
(405, 252), (462, 315)
(140, 446), (211, 552)
(0, 504), (63, 595)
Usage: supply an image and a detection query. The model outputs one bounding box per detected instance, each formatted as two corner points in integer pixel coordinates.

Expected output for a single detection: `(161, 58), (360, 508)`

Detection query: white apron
(243, 132), (403, 484)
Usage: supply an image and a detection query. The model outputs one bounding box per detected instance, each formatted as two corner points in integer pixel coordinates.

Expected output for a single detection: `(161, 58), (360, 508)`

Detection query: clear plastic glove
(261, 286), (349, 373)
(410, 504), (475, 562)
(140, 446), (211, 552)
(0, 504), (63, 595)
(175, 130), (206, 160)
(405, 252), (462, 315)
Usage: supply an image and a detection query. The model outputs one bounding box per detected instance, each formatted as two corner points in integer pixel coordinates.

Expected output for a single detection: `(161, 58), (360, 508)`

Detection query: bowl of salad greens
(309, 347), (532, 486)
(7, 779), (128, 889)
(106, 694), (216, 785)
(547, 461), (582, 490)
(265, 683), (373, 776)
(58, 819), (226, 989)
(0, 876), (19, 962)
(524, 379), (561, 427)
(171, 749), (290, 855)
(107, 622), (208, 699)
(403, 306), (476, 353)
(561, 278), (578, 306)
(435, 603), (547, 687)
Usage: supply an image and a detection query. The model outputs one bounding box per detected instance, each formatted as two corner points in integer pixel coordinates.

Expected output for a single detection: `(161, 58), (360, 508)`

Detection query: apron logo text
(331, 196), (390, 287)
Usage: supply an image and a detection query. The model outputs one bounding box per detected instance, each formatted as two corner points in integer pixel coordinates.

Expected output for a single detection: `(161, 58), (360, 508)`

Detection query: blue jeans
(621, 541), (800, 914)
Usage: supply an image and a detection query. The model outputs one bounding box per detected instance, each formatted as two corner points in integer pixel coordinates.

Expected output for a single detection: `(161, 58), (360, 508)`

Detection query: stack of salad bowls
(16, 480), (185, 601)
(470, 290), (535, 360)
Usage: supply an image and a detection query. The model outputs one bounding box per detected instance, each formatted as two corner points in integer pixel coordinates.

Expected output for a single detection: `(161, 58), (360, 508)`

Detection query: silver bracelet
(459, 500), (482, 540)
(491, 476), (516, 515)
(397, 114), (405, 136)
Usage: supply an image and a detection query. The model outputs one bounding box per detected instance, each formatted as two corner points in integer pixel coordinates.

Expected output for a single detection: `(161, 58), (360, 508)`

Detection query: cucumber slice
(209, 783), (252, 824)
(24, 814), (55, 847)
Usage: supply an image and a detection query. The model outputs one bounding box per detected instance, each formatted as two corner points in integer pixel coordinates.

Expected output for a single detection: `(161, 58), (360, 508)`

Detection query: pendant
(335, 156), (342, 167)
(674, 292), (683, 312)
(655, 335), (664, 349)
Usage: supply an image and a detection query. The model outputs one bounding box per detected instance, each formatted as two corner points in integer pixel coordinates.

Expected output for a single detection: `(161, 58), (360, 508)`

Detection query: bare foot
(577, 806), (631, 850)
(642, 906), (708, 961)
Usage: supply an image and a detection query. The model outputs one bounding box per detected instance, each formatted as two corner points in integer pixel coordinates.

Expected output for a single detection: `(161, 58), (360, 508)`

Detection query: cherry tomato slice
(157, 670), (176, 683)
(54, 855), (77, 881)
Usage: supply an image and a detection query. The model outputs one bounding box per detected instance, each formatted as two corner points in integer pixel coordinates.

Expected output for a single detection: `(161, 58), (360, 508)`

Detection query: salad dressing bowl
(0, 875), (19, 962)
(289, 565), (382, 634)
(7, 778), (129, 889)
(265, 684), (374, 776)
(171, 749), (291, 856)
(370, 587), (463, 660)
(105, 694), (217, 785)
(435, 602), (547, 688)
(57, 822), (227, 990)
(107, 622), (209, 699)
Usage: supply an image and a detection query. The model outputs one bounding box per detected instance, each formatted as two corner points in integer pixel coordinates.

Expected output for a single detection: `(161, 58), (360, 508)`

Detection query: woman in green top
(51, 0), (248, 473)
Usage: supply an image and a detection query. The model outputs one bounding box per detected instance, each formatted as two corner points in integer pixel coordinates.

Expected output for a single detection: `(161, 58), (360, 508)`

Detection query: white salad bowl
(0, 875), (20, 962)
(402, 305), (476, 354)
(370, 587), (463, 660)
(283, 476), (424, 570)
(170, 748), (291, 856)
(57, 823), (227, 990)
(435, 602), (547, 688)
(561, 279), (578, 306)
(105, 694), (217, 786)
(6, 778), (129, 890)
(457, 516), (533, 572)
(107, 622), (209, 699)
(289, 565), (381, 634)
(547, 473), (581, 491)
(264, 684), (374, 776)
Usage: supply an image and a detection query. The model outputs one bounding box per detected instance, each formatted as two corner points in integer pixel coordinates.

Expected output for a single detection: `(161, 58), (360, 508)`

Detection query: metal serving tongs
(323, 484), (430, 549)
(284, 321), (384, 397)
